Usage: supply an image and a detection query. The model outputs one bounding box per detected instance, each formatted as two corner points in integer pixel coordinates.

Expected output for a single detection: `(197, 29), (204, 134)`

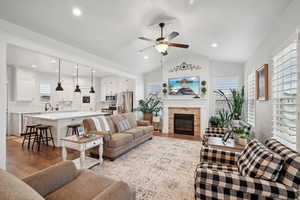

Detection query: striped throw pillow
(118, 119), (131, 132)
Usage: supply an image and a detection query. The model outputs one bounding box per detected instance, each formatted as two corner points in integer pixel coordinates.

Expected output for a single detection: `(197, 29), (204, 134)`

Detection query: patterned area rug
(92, 136), (201, 200)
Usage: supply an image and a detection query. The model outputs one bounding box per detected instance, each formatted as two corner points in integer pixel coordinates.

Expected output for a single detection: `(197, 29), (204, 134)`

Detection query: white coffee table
(61, 135), (103, 169)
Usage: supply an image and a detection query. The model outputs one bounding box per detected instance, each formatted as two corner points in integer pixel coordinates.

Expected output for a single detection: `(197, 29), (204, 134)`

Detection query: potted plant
(138, 95), (161, 123)
(162, 83), (168, 95)
(209, 116), (220, 127)
(152, 106), (162, 123)
(232, 127), (250, 145)
(217, 109), (232, 128)
(214, 87), (245, 126)
(201, 87), (207, 95)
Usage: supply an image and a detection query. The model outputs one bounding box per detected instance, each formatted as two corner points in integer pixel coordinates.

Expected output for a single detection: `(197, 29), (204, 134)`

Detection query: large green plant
(138, 95), (162, 114)
(217, 109), (232, 127)
(214, 87), (245, 120)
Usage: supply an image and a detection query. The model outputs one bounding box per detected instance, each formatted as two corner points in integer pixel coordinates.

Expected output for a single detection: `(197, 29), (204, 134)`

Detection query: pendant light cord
(58, 59), (61, 82)
(76, 64), (79, 85)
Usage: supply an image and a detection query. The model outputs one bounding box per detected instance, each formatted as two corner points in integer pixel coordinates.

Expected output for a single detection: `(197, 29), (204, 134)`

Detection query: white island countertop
(31, 111), (110, 121)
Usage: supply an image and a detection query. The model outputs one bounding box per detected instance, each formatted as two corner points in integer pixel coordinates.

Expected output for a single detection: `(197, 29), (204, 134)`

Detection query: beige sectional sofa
(83, 112), (153, 160)
(0, 161), (135, 200)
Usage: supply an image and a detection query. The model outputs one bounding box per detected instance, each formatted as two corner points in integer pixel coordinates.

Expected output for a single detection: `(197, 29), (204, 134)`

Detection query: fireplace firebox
(173, 114), (194, 135)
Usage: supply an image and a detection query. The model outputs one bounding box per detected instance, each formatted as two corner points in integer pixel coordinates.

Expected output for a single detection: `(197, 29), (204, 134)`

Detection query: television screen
(168, 76), (200, 95)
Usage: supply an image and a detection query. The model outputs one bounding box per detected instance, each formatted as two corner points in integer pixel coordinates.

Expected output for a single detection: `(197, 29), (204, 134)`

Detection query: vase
(144, 112), (153, 123)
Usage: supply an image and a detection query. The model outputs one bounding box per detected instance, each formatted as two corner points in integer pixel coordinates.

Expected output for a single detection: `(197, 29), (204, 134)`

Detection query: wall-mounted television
(168, 76), (200, 95)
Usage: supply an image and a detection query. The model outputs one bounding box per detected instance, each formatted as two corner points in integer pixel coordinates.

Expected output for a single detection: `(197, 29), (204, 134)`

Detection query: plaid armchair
(195, 139), (300, 200)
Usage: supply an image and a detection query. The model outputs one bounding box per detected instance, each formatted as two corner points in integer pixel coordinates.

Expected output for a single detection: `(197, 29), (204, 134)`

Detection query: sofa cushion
(137, 126), (154, 135)
(237, 139), (284, 181)
(0, 169), (44, 200)
(125, 128), (144, 139)
(122, 112), (137, 128)
(106, 133), (134, 148)
(198, 163), (239, 174)
(45, 170), (114, 200)
(23, 161), (79, 197)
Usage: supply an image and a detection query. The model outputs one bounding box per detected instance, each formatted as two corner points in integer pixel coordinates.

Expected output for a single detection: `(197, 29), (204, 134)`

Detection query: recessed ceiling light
(72, 7), (82, 16)
(211, 43), (219, 48)
(31, 65), (37, 68)
(143, 55), (149, 59)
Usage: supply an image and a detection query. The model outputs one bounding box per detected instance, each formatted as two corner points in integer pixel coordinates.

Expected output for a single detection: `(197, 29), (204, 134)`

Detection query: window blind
(272, 39), (298, 150)
(214, 77), (239, 113)
(40, 83), (51, 95)
(247, 73), (255, 127)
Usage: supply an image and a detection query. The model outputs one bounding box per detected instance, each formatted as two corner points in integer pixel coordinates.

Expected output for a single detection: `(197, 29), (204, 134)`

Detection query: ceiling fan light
(74, 85), (81, 93)
(56, 82), (64, 91)
(155, 43), (168, 53)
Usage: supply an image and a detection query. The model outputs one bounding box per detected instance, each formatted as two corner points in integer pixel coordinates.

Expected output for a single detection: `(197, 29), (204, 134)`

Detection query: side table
(61, 135), (103, 169)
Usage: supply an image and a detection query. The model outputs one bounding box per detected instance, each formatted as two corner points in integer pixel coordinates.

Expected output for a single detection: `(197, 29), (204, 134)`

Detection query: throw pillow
(118, 119), (131, 132)
(222, 130), (232, 142)
(237, 139), (284, 181)
(110, 115), (126, 132)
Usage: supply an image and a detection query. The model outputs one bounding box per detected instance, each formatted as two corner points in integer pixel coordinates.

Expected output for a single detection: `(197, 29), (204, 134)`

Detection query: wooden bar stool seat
(66, 124), (81, 136)
(32, 125), (55, 151)
(21, 124), (41, 150)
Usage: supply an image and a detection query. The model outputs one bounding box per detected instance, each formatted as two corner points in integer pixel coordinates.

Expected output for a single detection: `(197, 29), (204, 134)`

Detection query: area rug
(92, 136), (201, 200)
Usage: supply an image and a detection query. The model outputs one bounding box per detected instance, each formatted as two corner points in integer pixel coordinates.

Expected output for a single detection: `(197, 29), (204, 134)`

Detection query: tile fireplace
(168, 107), (201, 136)
(174, 114), (194, 135)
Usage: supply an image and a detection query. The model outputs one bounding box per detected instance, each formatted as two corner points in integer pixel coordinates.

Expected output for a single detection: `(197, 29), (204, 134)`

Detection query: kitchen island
(31, 111), (109, 146)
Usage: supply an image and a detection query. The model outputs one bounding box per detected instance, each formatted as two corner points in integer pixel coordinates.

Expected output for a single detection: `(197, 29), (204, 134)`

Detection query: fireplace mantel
(162, 97), (209, 137)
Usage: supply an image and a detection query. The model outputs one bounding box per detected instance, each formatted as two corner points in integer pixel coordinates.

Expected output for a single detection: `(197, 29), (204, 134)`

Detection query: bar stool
(32, 125), (55, 151)
(66, 124), (81, 136)
(21, 124), (40, 150)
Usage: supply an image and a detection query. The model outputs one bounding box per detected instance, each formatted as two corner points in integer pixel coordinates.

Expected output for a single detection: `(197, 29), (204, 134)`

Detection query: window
(247, 73), (255, 127)
(40, 83), (51, 101)
(145, 83), (161, 96)
(272, 38), (298, 150)
(214, 77), (239, 113)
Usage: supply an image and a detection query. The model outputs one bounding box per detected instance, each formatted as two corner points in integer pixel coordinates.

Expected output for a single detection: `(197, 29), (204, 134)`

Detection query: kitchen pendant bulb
(74, 85), (81, 93)
(89, 86), (95, 94)
(56, 82), (64, 91)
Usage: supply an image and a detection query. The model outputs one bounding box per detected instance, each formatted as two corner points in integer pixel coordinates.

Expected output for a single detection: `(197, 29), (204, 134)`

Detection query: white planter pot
(153, 116), (160, 123)
(238, 138), (248, 145)
(232, 120), (240, 127)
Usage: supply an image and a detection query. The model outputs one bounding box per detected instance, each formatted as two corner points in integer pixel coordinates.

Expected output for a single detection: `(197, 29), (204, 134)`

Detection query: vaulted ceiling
(0, 0), (292, 74)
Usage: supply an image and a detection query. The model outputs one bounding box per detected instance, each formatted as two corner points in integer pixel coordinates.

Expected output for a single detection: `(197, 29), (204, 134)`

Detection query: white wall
(0, 41), (7, 169)
(244, 0), (300, 143)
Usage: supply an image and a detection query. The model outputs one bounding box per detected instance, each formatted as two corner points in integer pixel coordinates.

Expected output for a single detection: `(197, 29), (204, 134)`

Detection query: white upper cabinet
(14, 68), (35, 101)
(100, 76), (134, 101)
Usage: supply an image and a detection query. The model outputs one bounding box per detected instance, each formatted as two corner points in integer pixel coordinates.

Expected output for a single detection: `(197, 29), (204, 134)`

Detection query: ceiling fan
(138, 22), (189, 56)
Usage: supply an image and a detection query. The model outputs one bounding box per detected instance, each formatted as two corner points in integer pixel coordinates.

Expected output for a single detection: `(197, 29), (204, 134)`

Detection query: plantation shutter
(272, 33), (299, 150)
(214, 77), (239, 113)
(247, 73), (255, 127)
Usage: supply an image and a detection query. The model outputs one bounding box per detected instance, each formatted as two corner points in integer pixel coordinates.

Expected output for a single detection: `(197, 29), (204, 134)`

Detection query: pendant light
(89, 68), (95, 94)
(55, 59), (64, 91)
(74, 64), (81, 93)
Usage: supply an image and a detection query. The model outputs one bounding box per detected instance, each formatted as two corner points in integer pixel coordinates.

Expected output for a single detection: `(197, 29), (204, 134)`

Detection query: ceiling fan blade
(168, 43), (189, 48)
(162, 51), (168, 56)
(138, 45), (154, 52)
(166, 32), (179, 41)
(138, 37), (154, 42)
